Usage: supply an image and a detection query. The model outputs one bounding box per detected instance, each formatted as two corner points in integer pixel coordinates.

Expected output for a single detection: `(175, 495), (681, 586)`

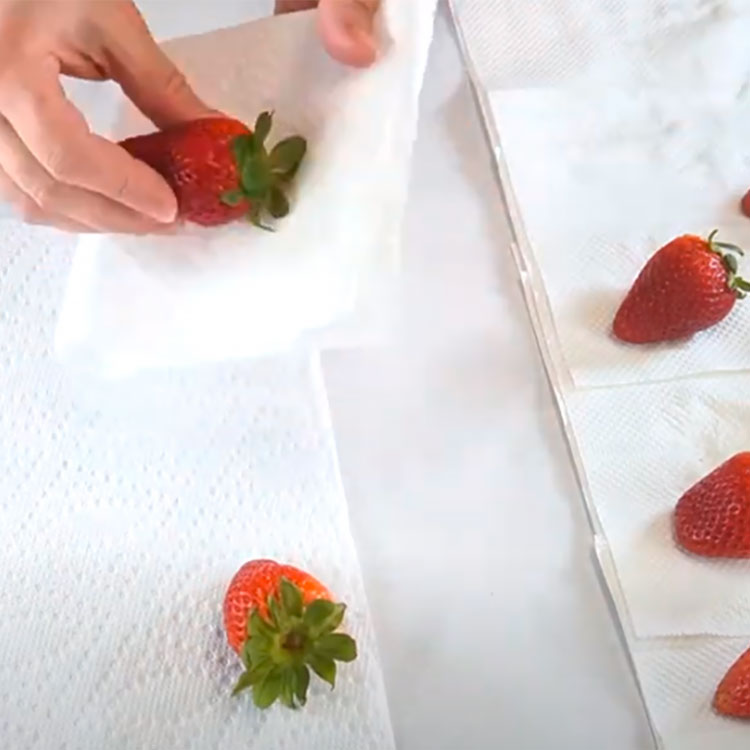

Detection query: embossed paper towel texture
(568, 375), (750, 638)
(0, 224), (394, 748)
(453, 3), (750, 387)
(596, 542), (749, 750)
(56, 1), (438, 374)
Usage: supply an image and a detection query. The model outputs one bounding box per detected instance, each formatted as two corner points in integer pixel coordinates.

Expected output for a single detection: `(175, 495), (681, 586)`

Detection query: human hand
(275, 0), (380, 68)
(0, 0), (213, 233)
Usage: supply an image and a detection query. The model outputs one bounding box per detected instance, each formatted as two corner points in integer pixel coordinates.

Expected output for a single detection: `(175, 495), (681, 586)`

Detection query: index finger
(0, 55), (177, 223)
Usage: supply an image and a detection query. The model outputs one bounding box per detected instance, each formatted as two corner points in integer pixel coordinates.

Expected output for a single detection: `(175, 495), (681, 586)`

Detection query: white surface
(324, 8), (653, 750)
(56, 1), (437, 375)
(597, 542), (750, 750)
(491, 80), (750, 388)
(0, 336), (393, 749)
(571, 376), (750, 638)
(451, 0), (750, 747)
(0, 2), (656, 749)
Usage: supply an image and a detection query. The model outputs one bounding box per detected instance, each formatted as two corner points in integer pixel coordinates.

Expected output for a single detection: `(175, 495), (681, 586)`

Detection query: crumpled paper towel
(596, 540), (750, 750)
(568, 374), (750, 638)
(0, 223), (395, 747)
(452, 2), (750, 388)
(55, 0), (437, 375)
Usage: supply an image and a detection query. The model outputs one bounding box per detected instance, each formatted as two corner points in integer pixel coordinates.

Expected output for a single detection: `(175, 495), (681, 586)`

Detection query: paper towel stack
(451, 1), (750, 747)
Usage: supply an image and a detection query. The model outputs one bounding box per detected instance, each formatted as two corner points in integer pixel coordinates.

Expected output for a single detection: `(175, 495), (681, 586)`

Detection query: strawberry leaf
(307, 653), (336, 688)
(232, 669), (256, 696)
(315, 633), (357, 663)
(221, 189), (245, 207)
(268, 187), (290, 219)
(254, 111), (273, 147)
(253, 667), (284, 709)
(304, 600), (345, 637)
(724, 254), (739, 275)
(293, 664), (310, 705)
(269, 136), (307, 178)
(279, 672), (296, 708)
(249, 608), (276, 639)
(733, 278), (750, 292)
(280, 578), (303, 618)
(232, 134), (254, 164)
(241, 157), (271, 199)
(268, 593), (287, 630)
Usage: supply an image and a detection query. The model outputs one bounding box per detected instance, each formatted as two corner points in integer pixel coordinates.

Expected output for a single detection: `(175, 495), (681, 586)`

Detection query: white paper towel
(596, 540), (750, 750)
(451, 1), (750, 746)
(56, 1), (438, 375)
(490, 81), (750, 388)
(569, 375), (750, 637)
(0, 220), (395, 748)
(450, 2), (750, 388)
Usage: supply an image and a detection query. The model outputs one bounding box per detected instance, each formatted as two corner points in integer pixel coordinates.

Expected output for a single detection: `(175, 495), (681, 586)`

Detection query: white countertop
(323, 7), (654, 750)
(125, 2), (653, 747)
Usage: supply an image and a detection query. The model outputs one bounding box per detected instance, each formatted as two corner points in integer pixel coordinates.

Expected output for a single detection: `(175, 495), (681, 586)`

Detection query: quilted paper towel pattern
(0, 224), (394, 749)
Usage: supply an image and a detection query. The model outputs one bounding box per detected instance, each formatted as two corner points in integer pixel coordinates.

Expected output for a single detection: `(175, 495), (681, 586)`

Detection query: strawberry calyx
(707, 229), (750, 298)
(221, 111), (307, 230)
(232, 577), (357, 709)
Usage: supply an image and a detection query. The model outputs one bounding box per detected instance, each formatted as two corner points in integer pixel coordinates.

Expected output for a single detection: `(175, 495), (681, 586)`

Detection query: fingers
(318, 0), (379, 67)
(105, 5), (216, 128)
(0, 55), (178, 224)
(0, 163), (89, 232)
(0, 114), (168, 234)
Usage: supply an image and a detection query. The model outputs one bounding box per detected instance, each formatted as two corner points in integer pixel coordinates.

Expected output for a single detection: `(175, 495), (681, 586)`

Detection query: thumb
(318, 0), (379, 67)
(106, 7), (216, 128)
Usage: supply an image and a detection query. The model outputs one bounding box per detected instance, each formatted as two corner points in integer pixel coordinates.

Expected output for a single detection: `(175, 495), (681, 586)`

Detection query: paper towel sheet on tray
(56, 1), (438, 375)
(568, 375), (750, 638)
(451, 0), (750, 89)
(596, 540), (750, 750)
(490, 79), (750, 388)
(0, 224), (394, 748)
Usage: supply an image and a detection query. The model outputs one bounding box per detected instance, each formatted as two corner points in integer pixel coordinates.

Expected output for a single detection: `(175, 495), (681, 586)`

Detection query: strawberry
(674, 453), (750, 558)
(715, 647), (750, 718)
(222, 559), (357, 709)
(120, 112), (306, 228)
(612, 231), (750, 344)
(741, 190), (750, 219)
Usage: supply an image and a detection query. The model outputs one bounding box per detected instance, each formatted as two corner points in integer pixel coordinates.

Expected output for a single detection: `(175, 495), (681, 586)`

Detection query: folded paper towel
(596, 540), (750, 750)
(56, 1), (438, 375)
(570, 375), (750, 638)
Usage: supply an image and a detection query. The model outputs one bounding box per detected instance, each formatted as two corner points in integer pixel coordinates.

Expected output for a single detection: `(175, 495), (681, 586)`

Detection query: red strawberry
(674, 453), (750, 558)
(715, 647), (750, 718)
(741, 190), (750, 219)
(120, 112), (306, 227)
(612, 231), (749, 344)
(222, 559), (357, 709)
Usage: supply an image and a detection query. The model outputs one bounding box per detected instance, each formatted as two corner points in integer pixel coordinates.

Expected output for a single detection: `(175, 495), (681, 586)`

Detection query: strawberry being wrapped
(612, 231), (750, 344)
(222, 559), (357, 709)
(120, 112), (306, 228)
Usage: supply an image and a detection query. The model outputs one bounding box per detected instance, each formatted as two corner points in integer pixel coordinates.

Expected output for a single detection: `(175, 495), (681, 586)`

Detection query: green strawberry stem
(232, 577), (357, 710)
(707, 229), (750, 298)
(221, 111), (307, 229)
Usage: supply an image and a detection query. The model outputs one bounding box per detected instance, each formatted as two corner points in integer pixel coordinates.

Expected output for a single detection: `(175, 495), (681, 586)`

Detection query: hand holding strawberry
(223, 559), (357, 709)
(674, 453), (750, 558)
(120, 112), (307, 228)
(613, 231), (750, 344)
